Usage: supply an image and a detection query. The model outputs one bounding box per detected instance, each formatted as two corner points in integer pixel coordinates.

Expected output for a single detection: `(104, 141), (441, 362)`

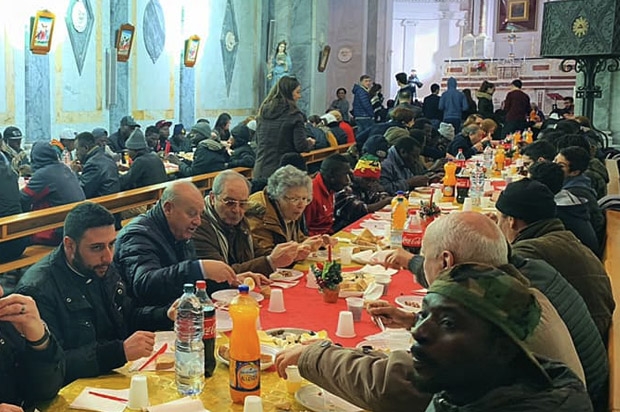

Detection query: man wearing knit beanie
(495, 178), (615, 353)
(334, 154), (391, 231)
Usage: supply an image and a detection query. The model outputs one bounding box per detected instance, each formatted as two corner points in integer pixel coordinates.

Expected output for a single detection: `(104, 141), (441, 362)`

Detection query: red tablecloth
(256, 215), (424, 348)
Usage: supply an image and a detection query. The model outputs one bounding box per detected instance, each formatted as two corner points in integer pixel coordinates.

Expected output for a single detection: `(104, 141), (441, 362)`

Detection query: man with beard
(108, 115), (140, 153)
(16, 202), (176, 384)
(72, 131), (120, 198)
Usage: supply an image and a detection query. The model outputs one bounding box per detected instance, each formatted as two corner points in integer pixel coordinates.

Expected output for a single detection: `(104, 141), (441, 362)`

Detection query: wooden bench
(606, 158), (620, 196)
(0, 144), (352, 273)
(604, 209), (620, 412)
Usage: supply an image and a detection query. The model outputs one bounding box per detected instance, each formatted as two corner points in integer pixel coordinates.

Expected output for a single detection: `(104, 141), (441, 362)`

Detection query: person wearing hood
(21, 142), (85, 245)
(253, 76), (314, 180)
(169, 122), (230, 176)
(475, 80), (495, 119)
(119, 128), (168, 190)
(438, 77), (468, 133)
(227, 124), (255, 169)
(529, 161), (601, 258)
(169, 124), (191, 153)
(351, 75), (375, 132)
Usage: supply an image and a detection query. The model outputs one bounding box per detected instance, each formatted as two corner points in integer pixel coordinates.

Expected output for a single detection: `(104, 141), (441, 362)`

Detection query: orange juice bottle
(524, 128), (534, 144)
(391, 191), (409, 230)
(494, 147), (505, 174)
(229, 285), (260, 403)
(513, 131), (522, 144)
(442, 161), (457, 202)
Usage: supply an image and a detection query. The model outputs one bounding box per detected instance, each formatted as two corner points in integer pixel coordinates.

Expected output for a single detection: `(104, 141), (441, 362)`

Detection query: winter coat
(107, 129), (127, 153)
(79, 146), (120, 198)
(380, 146), (422, 194)
(475, 91), (494, 119)
(351, 83), (374, 118)
(16, 246), (171, 385)
(0, 321), (64, 407)
(179, 139), (230, 176)
(119, 151), (168, 190)
(446, 133), (477, 158)
(21, 142), (85, 244)
(511, 218), (615, 342)
(563, 174), (606, 246)
(586, 158), (609, 199)
(329, 98), (350, 122)
(422, 94), (442, 121)
(504, 89), (531, 123)
(305, 124), (329, 149)
(0, 161), (27, 262)
(555, 189), (600, 257)
(438, 78), (467, 121)
(192, 201), (272, 275)
(254, 99), (312, 180)
(329, 124), (348, 145)
(169, 137), (191, 153)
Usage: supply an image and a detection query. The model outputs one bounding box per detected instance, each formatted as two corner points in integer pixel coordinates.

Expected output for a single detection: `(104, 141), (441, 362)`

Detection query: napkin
(147, 397), (210, 412)
(69, 387), (129, 412)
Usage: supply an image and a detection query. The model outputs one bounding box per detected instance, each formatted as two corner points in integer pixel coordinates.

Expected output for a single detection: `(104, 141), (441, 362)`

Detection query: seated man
(0, 158), (27, 262)
(495, 178), (614, 346)
(193, 169), (304, 276)
(115, 181), (256, 307)
(380, 137), (432, 194)
(304, 154), (352, 235)
(521, 139), (556, 170)
(446, 123), (487, 159)
(16, 202), (170, 384)
(119, 128), (168, 190)
(0, 126), (30, 176)
(72, 131), (120, 199)
(275, 263), (590, 412)
(0, 285), (65, 408)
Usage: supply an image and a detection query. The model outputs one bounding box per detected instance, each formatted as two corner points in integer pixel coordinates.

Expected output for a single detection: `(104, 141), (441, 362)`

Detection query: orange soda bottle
(442, 161), (457, 202)
(229, 285), (260, 403)
(524, 128), (534, 144)
(391, 191), (409, 230)
(494, 147), (505, 174)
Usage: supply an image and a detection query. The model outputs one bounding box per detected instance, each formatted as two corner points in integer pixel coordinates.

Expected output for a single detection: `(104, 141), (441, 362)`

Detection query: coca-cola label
(402, 231), (423, 248)
(203, 316), (216, 340)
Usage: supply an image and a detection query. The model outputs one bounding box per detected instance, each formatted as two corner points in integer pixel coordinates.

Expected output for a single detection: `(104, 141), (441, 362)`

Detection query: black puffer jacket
(254, 99), (312, 180)
(555, 189), (600, 257)
(179, 139), (230, 176)
(79, 146), (120, 198)
(114, 203), (206, 307)
(16, 246), (171, 384)
(0, 322), (64, 407)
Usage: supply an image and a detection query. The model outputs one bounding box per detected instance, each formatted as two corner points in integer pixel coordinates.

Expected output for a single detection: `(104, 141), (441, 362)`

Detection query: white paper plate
(360, 264), (397, 276)
(395, 295), (424, 313)
(351, 250), (392, 265)
(211, 289), (264, 304)
(295, 384), (363, 412)
(215, 344), (278, 370)
(270, 268), (304, 281)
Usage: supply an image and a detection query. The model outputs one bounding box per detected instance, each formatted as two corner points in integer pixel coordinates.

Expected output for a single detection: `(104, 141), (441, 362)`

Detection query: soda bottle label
(203, 315), (216, 340)
(230, 359), (260, 392)
(443, 185), (454, 197)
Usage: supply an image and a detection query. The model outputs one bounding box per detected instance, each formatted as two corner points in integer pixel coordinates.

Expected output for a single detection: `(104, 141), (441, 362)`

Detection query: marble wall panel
(25, 53), (51, 142)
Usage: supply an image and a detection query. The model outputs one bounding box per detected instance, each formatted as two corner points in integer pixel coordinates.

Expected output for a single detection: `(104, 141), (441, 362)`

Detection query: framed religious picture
(497, 0), (538, 32)
(318, 45), (331, 72)
(116, 23), (135, 62)
(30, 10), (56, 54)
(184, 35), (200, 67)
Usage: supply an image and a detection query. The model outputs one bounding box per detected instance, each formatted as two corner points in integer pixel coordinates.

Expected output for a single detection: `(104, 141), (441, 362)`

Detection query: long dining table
(38, 214), (424, 412)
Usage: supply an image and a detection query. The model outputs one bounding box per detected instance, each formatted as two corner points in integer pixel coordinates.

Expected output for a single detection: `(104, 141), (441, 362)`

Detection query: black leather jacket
(79, 147), (121, 198)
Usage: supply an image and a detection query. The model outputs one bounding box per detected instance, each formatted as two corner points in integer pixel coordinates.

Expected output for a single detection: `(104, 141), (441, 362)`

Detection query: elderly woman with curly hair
(246, 165), (331, 257)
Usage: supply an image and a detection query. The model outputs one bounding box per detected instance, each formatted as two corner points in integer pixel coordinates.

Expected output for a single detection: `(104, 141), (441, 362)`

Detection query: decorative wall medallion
(220, 0), (239, 96)
(337, 46), (353, 63)
(65, 0), (94, 75)
(142, 0), (166, 64)
(572, 16), (589, 38)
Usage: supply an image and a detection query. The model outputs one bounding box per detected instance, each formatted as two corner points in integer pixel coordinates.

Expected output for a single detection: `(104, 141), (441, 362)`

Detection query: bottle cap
(196, 280), (207, 289)
(396, 190), (405, 195)
(238, 284), (250, 293)
(183, 283), (194, 293)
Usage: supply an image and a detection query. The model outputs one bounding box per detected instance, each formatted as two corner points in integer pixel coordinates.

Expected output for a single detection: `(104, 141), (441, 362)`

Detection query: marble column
(366, 0), (378, 79)
(109, 0), (129, 130)
(179, 65), (195, 129)
(24, 52), (51, 142)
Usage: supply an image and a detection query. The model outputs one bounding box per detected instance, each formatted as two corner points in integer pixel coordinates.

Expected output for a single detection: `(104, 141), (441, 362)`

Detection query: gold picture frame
(184, 35), (200, 67)
(116, 23), (135, 62)
(508, 0), (529, 22)
(318, 45), (331, 72)
(30, 10), (56, 55)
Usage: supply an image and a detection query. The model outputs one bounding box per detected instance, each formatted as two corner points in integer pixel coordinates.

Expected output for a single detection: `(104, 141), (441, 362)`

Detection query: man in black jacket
(119, 128), (168, 190)
(73, 131), (120, 198)
(0, 158), (27, 262)
(16, 202), (172, 384)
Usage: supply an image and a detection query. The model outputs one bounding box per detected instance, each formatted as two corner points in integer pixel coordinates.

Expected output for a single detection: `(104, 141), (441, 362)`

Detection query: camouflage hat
(428, 263), (550, 383)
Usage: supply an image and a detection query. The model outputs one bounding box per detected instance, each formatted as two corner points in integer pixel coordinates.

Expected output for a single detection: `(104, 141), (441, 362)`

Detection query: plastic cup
(374, 275), (392, 296)
(345, 297), (364, 322)
(462, 198), (473, 212)
(127, 374), (149, 410)
(340, 246), (354, 265)
(268, 289), (286, 313)
(285, 365), (302, 394)
(306, 271), (319, 289)
(336, 311), (356, 338)
(243, 395), (264, 412)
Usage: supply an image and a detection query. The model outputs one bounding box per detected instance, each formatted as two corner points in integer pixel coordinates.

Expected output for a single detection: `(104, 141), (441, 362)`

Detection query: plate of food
(295, 384), (362, 412)
(270, 268), (305, 282)
(395, 295), (424, 313)
(307, 249), (341, 262)
(260, 328), (328, 348)
(339, 271), (374, 298)
(216, 344), (278, 370)
(211, 289), (264, 305)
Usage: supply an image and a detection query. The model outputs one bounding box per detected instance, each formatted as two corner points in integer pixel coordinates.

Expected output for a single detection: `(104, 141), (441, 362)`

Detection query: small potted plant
(311, 261), (343, 303)
(419, 200), (441, 228)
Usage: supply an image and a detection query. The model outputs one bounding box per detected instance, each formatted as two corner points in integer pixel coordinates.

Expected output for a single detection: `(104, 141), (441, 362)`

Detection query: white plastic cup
(340, 246), (354, 265)
(336, 311), (356, 338)
(243, 395), (264, 412)
(127, 374), (149, 410)
(345, 297), (364, 322)
(268, 289), (286, 313)
(306, 271), (319, 289)
(462, 198), (473, 212)
(285, 365), (302, 394)
(374, 275), (392, 296)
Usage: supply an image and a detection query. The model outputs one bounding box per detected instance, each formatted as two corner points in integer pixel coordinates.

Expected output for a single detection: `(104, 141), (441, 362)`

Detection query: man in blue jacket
(352, 75), (375, 133)
(439, 77), (468, 133)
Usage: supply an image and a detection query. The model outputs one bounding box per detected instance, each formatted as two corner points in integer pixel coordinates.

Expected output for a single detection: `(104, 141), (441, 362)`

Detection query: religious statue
(267, 40), (292, 89)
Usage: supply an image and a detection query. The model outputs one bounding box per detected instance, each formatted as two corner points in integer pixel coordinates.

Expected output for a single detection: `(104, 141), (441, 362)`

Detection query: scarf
(204, 199), (254, 265)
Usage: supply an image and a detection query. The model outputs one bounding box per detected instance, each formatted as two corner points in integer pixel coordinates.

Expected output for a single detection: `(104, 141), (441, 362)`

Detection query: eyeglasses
(282, 196), (311, 205)
(217, 196), (250, 209)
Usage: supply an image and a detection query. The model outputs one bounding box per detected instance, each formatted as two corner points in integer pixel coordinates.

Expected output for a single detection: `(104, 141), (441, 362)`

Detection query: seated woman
(246, 165), (329, 256)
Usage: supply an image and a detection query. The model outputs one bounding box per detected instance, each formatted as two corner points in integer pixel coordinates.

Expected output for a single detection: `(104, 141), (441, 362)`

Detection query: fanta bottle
(442, 161), (457, 202)
(494, 147), (505, 174)
(391, 191), (409, 231)
(229, 285), (261, 404)
(524, 128), (534, 144)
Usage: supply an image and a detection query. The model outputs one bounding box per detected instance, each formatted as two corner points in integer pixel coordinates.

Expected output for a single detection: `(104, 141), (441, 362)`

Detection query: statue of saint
(267, 40), (292, 89)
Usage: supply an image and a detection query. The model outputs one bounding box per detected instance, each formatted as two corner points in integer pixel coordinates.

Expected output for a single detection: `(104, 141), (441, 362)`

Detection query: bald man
(115, 181), (260, 307)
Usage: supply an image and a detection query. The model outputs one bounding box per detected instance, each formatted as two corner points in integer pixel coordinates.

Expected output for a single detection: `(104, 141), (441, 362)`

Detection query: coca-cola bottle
(402, 210), (423, 254)
(195, 280), (216, 377)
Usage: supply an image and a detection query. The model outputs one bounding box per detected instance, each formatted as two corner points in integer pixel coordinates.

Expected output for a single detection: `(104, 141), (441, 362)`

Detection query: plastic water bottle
(195, 280), (216, 377)
(175, 284), (204, 396)
(470, 163), (485, 208)
(483, 145), (493, 171)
